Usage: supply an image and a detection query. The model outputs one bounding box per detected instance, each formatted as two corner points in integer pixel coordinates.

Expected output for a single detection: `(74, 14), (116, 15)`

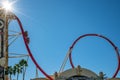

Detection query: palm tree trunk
(23, 66), (27, 80)
(23, 67), (24, 80)
(10, 75), (11, 80)
(23, 65), (28, 80)
(17, 73), (19, 80)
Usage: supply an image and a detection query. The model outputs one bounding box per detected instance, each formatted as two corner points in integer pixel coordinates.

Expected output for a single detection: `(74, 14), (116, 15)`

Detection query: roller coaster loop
(69, 34), (120, 78)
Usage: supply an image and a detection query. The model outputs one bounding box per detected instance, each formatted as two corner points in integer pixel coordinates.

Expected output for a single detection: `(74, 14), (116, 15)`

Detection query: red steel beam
(69, 34), (120, 78)
(15, 15), (53, 80)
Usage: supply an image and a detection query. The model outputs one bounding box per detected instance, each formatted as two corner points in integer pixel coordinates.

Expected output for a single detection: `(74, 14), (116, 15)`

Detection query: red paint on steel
(15, 16), (53, 80)
(119, 56), (120, 70)
(69, 34), (120, 78)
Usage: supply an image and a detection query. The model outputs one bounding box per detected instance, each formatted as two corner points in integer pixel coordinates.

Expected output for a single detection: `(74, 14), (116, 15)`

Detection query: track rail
(69, 34), (120, 78)
(12, 15), (120, 79)
(15, 15), (53, 80)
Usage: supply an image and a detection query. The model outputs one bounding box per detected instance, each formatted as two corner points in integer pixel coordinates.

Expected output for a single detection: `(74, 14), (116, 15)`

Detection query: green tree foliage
(5, 59), (28, 80)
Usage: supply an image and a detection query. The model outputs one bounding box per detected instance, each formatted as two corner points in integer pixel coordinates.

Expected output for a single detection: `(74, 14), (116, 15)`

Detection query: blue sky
(7, 0), (120, 80)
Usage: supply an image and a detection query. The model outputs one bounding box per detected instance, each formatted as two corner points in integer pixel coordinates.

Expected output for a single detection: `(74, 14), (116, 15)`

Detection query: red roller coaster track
(15, 16), (53, 80)
(69, 34), (120, 78)
(13, 15), (120, 79)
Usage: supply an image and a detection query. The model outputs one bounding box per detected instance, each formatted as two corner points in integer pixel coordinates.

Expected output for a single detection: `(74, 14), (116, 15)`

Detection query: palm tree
(13, 65), (17, 76)
(15, 64), (22, 80)
(19, 59), (28, 80)
(9, 66), (13, 80)
(5, 66), (13, 80)
(5, 59), (28, 80)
